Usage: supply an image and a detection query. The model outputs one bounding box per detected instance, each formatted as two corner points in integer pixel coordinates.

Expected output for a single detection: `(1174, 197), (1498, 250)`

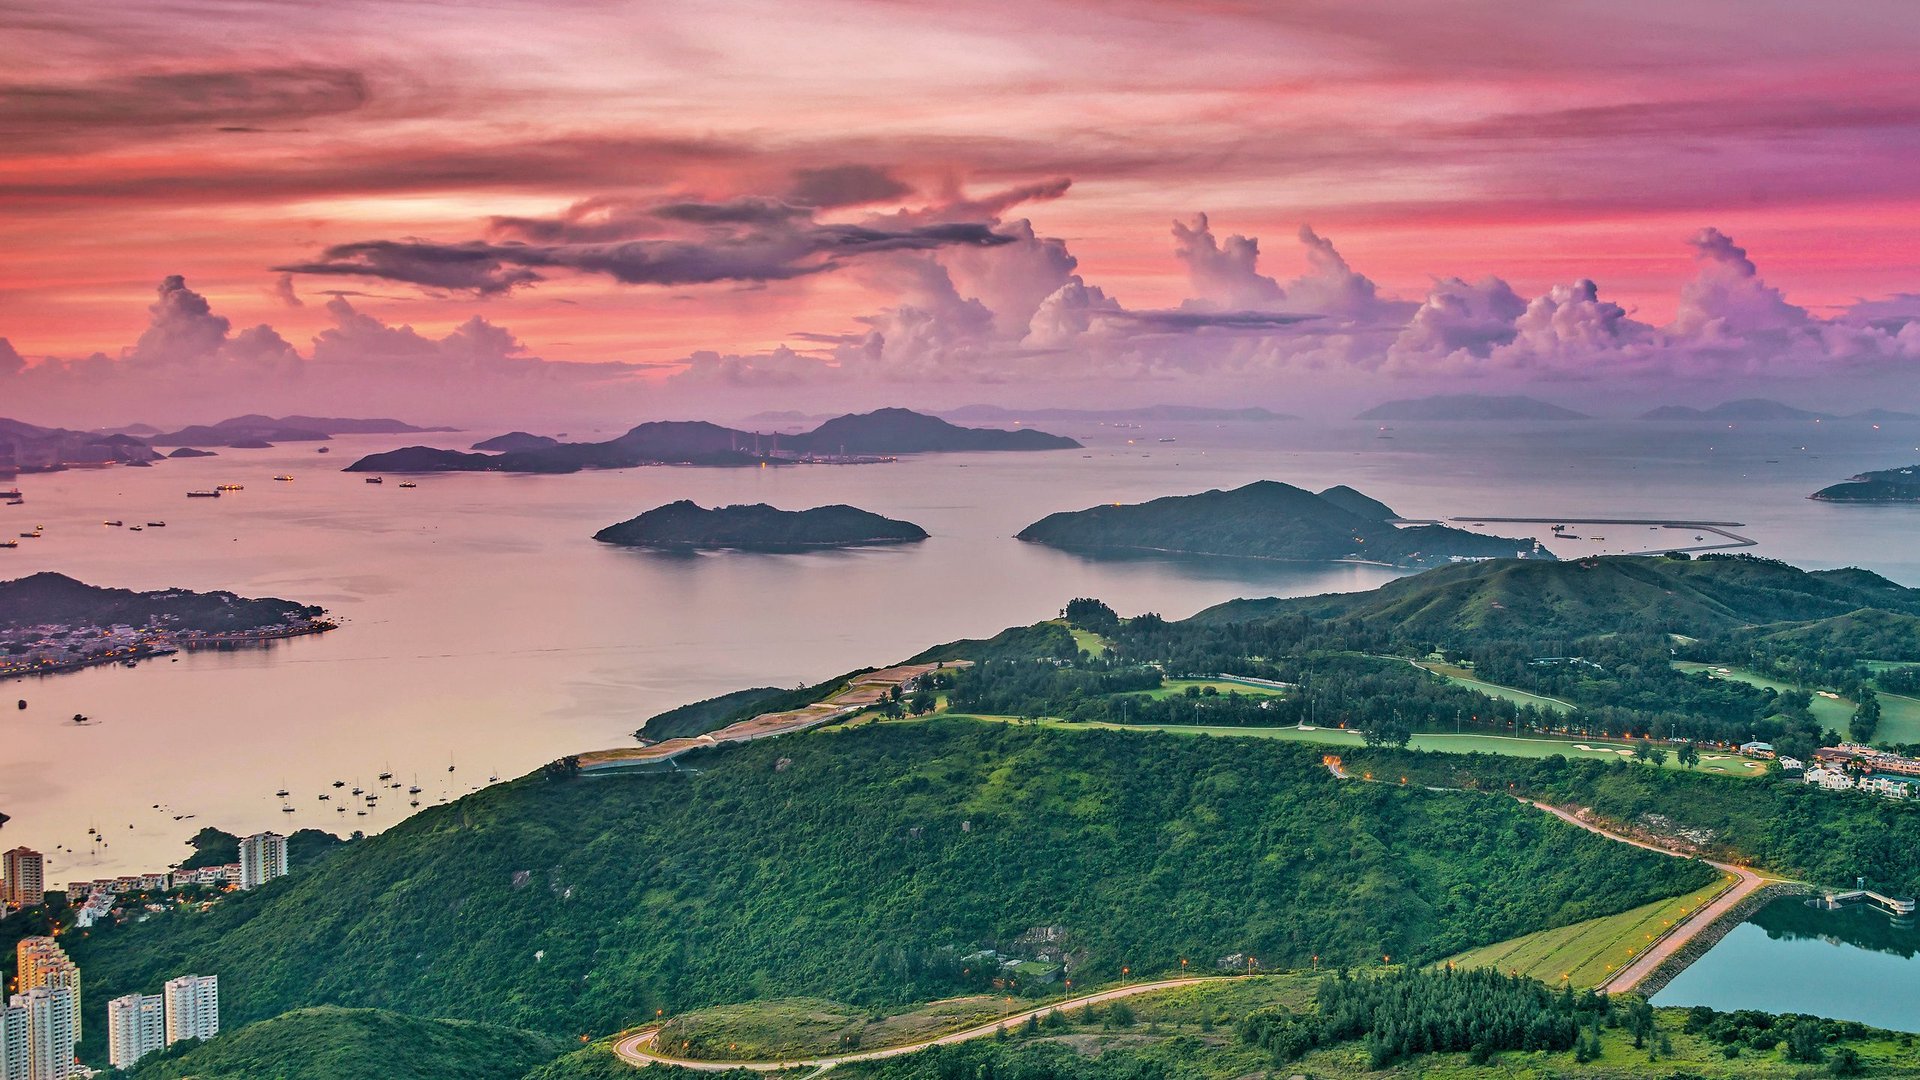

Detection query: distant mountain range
(1639, 399), (1920, 422)
(1015, 480), (1551, 567)
(1355, 394), (1590, 421)
(1810, 464), (1920, 502)
(593, 501), (929, 550)
(345, 408), (1079, 474)
(941, 404), (1296, 422)
(0, 417), (160, 472)
(146, 414), (457, 447)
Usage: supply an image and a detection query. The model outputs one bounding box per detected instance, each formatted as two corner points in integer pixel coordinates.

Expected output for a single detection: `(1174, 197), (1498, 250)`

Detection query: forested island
(0, 572), (333, 679)
(1015, 480), (1549, 566)
(593, 501), (928, 550)
(346, 408), (1077, 474)
(1811, 464), (1920, 502)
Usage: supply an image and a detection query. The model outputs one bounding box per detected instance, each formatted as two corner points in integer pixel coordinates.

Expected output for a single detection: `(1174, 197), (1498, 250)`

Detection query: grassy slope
(68, 724), (1710, 1039)
(1445, 875), (1737, 987)
(127, 1006), (566, 1080)
(929, 713), (1764, 777)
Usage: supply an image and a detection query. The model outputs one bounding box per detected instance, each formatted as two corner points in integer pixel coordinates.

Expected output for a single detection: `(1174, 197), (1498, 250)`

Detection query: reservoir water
(4, 415), (1920, 877)
(1652, 897), (1920, 1032)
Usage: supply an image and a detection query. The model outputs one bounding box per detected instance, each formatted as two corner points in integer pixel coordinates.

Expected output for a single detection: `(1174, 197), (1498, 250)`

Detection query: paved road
(613, 977), (1239, 1072)
(1522, 799), (1769, 994)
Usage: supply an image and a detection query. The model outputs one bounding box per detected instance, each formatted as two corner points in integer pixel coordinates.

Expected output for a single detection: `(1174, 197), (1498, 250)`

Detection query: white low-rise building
(1804, 765), (1856, 791)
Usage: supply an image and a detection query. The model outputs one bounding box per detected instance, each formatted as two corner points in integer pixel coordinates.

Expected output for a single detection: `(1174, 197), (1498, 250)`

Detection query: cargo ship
(186, 490), (221, 498)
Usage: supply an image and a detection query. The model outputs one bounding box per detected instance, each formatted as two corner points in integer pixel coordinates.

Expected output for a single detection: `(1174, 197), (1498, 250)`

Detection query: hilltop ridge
(345, 408), (1077, 473)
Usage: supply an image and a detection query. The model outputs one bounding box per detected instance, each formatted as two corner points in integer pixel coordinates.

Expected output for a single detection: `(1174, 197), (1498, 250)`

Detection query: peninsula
(0, 572), (334, 679)
(593, 501), (928, 550)
(1015, 480), (1550, 566)
(344, 408), (1079, 474)
(1810, 464), (1920, 502)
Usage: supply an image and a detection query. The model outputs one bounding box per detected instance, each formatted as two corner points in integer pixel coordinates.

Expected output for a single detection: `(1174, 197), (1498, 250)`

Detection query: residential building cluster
(108, 975), (218, 1071)
(1804, 744), (1920, 799)
(4, 937), (79, 1080)
(0, 623), (176, 677)
(48, 830), (290, 931)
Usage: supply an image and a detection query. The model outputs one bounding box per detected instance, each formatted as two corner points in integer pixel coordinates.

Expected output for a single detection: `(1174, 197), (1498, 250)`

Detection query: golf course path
(613, 976), (1237, 1072)
(1523, 799), (1769, 994)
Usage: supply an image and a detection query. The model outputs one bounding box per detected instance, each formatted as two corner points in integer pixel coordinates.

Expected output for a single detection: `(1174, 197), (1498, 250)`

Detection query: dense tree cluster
(67, 726), (1707, 1037)
(1242, 968), (1596, 1068)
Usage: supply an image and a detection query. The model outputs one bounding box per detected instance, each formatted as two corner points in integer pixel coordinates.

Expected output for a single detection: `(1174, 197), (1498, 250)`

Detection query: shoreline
(0, 621), (336, 682)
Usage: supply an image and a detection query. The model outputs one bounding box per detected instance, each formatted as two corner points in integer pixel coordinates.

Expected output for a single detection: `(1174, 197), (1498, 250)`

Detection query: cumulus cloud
(1171, 213), (1285, 311)
(126, 275), (302, 377)
(0, 338), (23, 377)
(1669, 227), (1812, 355)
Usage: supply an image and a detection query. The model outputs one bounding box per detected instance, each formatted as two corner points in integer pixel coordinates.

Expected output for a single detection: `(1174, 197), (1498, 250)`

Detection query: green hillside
(1194, 554), (1920, 640)
(127, 1006), (566, 1080)
(68, 724), (1708, 1039)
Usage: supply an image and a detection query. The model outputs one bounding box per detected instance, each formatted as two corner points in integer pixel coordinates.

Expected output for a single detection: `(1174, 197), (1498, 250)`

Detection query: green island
(592, 500), (928, 550)
(46, 553), (1920, 1078)
(1015, 480), (1551, 567)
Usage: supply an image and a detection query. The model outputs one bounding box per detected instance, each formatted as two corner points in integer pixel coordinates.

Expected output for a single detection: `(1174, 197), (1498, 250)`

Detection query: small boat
(129, 525), (143, 531)
(216, 484), (244, 491)
(336, 806), (346, 813)
(186, 490), (221, 498)
(332, 780), (346, 788)
(397, 481), (417, 489)
(365, 477), (384, 484)
(0, 488), (20, 499)
(104, 519), (124, 527)
(409, 799), (420, 808)
(274, 475), (294, 482)
(19, 532), (39, 539)
(147, 521), (166, 527)
(318, 794), (330, 801)
(350, 785), (363, 795)
(1157, 437), (1176, 443)
(316, 447), (330, 454)
(356, 810), (367, 817)
(0, 540), (16, 549)
(275, 788), (289, 797)
(408, 781), (421, 794)
(280, 806), (295, 814)
(378, 770), (393, 781)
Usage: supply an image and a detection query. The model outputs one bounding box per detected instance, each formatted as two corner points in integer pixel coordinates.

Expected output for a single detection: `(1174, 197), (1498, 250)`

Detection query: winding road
(1521, 799), (1771, 993)
(613, 976), (1239, 1072)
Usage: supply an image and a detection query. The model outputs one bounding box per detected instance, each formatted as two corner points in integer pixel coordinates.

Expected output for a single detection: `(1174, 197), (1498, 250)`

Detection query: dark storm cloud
(277, 219), (1017, 294)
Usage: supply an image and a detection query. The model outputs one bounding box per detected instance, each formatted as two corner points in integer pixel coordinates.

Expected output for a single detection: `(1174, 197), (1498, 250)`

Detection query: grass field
(1141, 677), (1290, 701)
(1061, 623), (1114, 656)
(925, 714), (1764, 776)
(1674, 661), (1855, 730)
(1444, 877), (1737, 988)
(1414, 661), (1573, 714)
(1673, 661), (1920, 744)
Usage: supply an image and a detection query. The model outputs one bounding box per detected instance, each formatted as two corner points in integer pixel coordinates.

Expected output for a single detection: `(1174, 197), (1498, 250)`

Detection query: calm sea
(4, 416), (1918, 876)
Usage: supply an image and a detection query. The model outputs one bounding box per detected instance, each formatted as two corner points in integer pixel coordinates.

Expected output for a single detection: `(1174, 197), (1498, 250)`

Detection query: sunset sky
(5, 0), (1920, 424)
